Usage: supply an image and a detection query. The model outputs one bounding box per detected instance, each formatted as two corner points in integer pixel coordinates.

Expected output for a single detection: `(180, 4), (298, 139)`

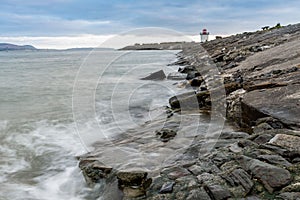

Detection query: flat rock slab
(223, 168), (253, 195)
(140, 70), (166, 80)
(269, 134), (300, 153)
(238, 156), (291, 193)
(242, 84), (300, 129)
(204, 184), (231, 200)
(257, 154), (292, 168)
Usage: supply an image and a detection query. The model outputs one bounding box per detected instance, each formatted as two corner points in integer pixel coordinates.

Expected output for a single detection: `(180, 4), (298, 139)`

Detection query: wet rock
(190, 77), (203, 87)
(169, 90), (210, 110)
(181, 161), (196, 168)
(199, 161), (222, 174)
(241, 84), (300, 129)
(117, 171), (152, 198)
(210, 151), (233, 167)
(168, 91), (196, 109)
(204, 184), (232, 200)
(238, 139), (258, 148)
(171, 58), (189, 66)
(240, 99), (269, 128)
(117, 171), (148, 187)
(229, 143), (243, 153)
(179, 65), (196, 73)
(204, 139), (239, 150)
(224, 82), (242, 95)
(259, 144), (289, 157)
(252, 133), (273, 144)
(78, 159), (113, 185)
(161, 166), (190, 180)
(252, 123), (273, 134)
(197, 173), (216, 184)
(186, 71), (201, 80)
(242, 147), (274, 159)
(255, 117), (285, 129)
(257, 154), (292, 168)
(276, 192), (300, 200)
(155, 128), (177, 142)
(222, 168), (253, 196)
(197, 173), (225, 186)
(268, 134), (300, 153)
(238, 156), (292, 193)
(167, 72), (187, 80)
(140, 69), (166, 80)
(219, 131), (249, 139)
(188, 164), (204, 176)
(159, 182), (175, 194)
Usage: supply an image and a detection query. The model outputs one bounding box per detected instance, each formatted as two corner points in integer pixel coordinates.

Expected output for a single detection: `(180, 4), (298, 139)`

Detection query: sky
(0, 0), (299, 49)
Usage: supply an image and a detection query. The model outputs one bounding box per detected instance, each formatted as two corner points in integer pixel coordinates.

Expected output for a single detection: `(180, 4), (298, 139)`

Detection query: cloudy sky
(1, 0), (299, 49)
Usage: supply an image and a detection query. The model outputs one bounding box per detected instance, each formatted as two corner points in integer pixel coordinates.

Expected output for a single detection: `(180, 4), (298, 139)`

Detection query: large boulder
(241, 84), (300, 129)
(238, 156), (292, 193)
(268, 134), (300, 154)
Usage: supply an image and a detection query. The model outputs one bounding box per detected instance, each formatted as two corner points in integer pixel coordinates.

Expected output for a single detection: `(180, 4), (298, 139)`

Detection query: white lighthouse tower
(200, 28), (209, 43)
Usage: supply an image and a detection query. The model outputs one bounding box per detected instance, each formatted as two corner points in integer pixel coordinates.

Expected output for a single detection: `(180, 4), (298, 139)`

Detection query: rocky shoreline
(78, 23), (300, 199)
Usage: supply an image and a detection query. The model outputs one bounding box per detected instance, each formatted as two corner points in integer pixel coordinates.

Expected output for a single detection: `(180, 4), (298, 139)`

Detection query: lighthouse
(200, 28), (209, 43)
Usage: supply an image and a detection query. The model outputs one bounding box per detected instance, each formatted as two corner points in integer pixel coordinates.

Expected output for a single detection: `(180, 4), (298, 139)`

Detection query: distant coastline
(0, 43), (115, 51)
(0, 43), (37, 51)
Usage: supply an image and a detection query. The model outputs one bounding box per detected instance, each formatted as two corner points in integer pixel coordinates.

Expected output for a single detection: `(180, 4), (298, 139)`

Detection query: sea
(0, 49), (189, 200)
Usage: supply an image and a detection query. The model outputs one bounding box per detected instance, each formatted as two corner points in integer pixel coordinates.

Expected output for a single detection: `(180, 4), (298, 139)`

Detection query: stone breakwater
(78, 23), (300, 199)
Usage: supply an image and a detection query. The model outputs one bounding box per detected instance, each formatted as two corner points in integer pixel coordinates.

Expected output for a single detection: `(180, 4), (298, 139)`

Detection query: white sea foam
(0, 120), (89, 200)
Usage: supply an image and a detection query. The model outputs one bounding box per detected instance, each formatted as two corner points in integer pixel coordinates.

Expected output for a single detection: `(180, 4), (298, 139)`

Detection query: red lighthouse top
(202, 29), (208, 35)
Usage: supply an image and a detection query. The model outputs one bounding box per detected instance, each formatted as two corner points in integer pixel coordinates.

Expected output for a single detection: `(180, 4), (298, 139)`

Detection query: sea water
(0, 49), (182, 199)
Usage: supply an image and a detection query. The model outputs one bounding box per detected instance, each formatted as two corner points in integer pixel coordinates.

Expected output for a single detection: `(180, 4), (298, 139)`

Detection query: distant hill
(0, 43), (37, 51)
